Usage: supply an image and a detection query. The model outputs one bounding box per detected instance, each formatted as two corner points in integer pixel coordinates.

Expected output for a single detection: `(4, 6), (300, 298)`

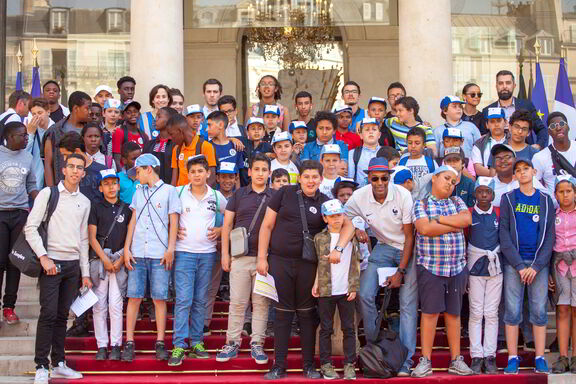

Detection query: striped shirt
(138, 111), (158, 140)
(384, 117), (435, 152)
(414, 195), (467, 277)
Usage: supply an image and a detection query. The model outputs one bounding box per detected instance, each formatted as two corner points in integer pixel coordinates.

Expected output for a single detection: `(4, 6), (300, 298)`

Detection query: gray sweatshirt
(0, 146), (37, 210)
(24, 183), (91, 277)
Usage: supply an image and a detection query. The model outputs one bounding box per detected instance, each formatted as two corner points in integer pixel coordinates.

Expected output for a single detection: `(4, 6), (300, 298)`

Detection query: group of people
(0, 69), (575, 384)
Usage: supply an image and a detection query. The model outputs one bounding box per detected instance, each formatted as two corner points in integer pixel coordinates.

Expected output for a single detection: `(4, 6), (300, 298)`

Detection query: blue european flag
(531, 62), (549, 125)
(30, 66), (42, 97)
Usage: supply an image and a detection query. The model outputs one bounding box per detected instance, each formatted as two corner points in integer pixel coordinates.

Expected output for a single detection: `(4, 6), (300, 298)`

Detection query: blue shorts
(127, 257), (170, 300)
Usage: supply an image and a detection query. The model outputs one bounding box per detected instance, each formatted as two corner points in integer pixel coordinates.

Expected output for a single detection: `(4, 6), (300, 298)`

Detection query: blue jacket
(300, 139), (349, 162)
(499, 189), (555, 272)
(481, 98), (548, 149)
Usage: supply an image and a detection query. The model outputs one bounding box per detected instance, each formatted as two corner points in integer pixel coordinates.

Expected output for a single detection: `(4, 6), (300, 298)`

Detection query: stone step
(10, 302), (41, 320)
(17, 276), (39, 288)
(15, 285), (40, 303)
(0, 319), (38, 337)
(0, 337), (35, 355)
(0, 355), (35, 376)
(0, 376), (33, 383)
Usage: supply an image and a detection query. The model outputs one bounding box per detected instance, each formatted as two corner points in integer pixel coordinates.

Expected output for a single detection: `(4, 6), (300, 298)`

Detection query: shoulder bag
(297, 189), (318, 263)
(230, 194), (267, 257)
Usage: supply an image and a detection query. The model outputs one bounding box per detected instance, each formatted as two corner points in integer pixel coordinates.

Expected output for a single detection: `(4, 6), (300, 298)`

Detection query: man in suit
(481, 70), (548, 150)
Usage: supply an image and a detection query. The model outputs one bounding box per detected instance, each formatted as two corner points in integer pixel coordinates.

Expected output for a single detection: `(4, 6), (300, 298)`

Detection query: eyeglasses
(342, 90), (359, 95)
(370, 175), (390, 183)
(549, 121), (568, 130)
(12, 133), (28, 138)
(466, 92), (483, 98)
(66, 164), (85, 171)
(494, 155), (514, 163)
(511, 123), (530, 132)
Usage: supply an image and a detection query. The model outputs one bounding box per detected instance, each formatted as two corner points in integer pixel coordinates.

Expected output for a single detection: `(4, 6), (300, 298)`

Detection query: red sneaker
(3, 308), (19, 325)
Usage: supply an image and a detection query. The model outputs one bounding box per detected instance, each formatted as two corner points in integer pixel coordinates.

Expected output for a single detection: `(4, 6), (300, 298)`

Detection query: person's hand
(102, 257), (115, 273)
(230, 138), (245, 152)
(39, 255), (57, 275)
(386, 272), (403, 289)
(422, 121), (432, 127)
(161, 249), (174, 270)
(531, 144), (541, 151)
(27, 115), (39, 134)
(82, 277), (93, 290)
(124, 249), (136, 271)
(338, 167), (347, 178)
(325, 250), (341, 264)
(548, 274), (556, 292)
(293, 143), (304, 154)
(355, 229), (369, 243)
(222, 253), (231, 272)
(207, 227), (222, 241)
(312, 283), (319, 298)
(177, 225), (187, 240)
(347, 292), (356, 301)
(257, 258), (268, 276)
(523, 267), (538, 285)
(112, 258), (123, 273)
(265, 152), (276, 159)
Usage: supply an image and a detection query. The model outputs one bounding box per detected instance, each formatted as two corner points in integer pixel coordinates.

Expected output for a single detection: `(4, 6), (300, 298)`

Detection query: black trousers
(0, 210), (28, 309)
(269, 255), (318, 369)
(35, 260), (80, 369)
(318, 295), (356, 365)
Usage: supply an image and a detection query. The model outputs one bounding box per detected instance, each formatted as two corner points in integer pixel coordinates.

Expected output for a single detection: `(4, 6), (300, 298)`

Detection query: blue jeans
(503, 264), (549, 326)
(172, 251), (217, 348)
(359, 243), (418, 369)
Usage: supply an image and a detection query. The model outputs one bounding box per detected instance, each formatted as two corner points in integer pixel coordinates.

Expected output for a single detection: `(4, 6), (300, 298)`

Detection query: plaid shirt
(413, 195), (467, 277)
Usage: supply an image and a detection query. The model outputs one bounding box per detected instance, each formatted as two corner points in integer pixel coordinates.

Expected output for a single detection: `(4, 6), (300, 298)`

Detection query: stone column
(398, 0), (452, 126)
(130, 0), (184, 110)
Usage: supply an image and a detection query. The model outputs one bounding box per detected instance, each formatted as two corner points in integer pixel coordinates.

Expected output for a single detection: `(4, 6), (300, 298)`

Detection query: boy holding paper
(216, 153), (273, 364)
(312, 199), (361, 380)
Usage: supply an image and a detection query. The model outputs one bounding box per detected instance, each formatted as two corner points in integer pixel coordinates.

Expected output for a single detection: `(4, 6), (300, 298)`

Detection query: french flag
(553, 58), (576, 140)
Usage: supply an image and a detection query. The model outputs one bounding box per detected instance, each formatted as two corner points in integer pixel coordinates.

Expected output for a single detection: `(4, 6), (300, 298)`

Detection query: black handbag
(9, 186), (60, 278)
(297, 189), (317, 263)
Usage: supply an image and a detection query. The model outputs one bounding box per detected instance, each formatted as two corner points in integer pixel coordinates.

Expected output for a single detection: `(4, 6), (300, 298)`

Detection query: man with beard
(481, 70), (547, 149)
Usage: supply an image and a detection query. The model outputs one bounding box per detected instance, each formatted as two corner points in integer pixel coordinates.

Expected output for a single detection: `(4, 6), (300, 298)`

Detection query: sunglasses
(466, 92), (483, 98)
(549, 121), (568, 130)
(371, 176), (390, 183)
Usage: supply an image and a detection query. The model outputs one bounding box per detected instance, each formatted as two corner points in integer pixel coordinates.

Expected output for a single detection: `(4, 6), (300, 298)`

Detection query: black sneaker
(109, 346), (121, 361)
(95, 347), (108, 361)
(302, 365), (322, 379)
(524, 341), (535, 352)
(121, 341), (135, 362)
(155, 341), (169, 360)
(484, 356), (498, 374)
(264, 365), (287, 380)
(242, 322), (252, 337)
(470, 357), (483, 374)
(203, 325), (212, 336)
(66, 321), (90, 337)
(496, 340), (508, 353)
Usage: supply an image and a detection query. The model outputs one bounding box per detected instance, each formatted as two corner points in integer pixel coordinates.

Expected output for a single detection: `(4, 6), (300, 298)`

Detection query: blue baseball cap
(127, 153), (161, 177)
(361, 117), (379, 127)
(271, 131), (292, 145)
(99, 169), (119, 182)
(334, 177), (359, 188)
(321, 199), (345, 216)
(442, 127), (464, 139)
(368, 96), (387, 108)
(555, 174), (576, 188)
(185, 104), (203, 116)
(103, 98), (121, 110)
(487, 107), (505, 119)
(364, 157), (392, 173)
(263, 105), (280, 116)
(392, 166), (413, 185)
(334, 106), (353, 115)
(440, 95), (466, 109)
(433, 165), (458, 176)
(288, 120), (307, 132)
(246, 117), (265, 128)
(475, 176), (495, 191)
(218, 162), (239, 174)
(320, 144), (341, 159)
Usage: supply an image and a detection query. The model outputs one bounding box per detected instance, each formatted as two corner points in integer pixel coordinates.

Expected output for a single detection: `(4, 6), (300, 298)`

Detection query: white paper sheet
(70, 289), (99, 316)
(377, 267), (398, 286)
(253, 273), (279, 302)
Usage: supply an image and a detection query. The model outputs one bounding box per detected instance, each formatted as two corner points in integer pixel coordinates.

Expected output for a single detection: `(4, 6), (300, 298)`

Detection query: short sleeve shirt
(171, 136), (217, 186)
(88, 199), (132, 254)
(112, 128), (145, 154)
(226, 185), (275, 256)
(385, 117), (435, 152)
(413, 195), (468, 277)
(267, 185), (329, 259)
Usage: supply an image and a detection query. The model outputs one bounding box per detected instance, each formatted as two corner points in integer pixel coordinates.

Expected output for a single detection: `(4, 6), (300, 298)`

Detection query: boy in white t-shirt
(312, 199), (360, 380)
(319, 144), (342, 198)
(270, 131), (299, 184)
(168, 154), (227, 366)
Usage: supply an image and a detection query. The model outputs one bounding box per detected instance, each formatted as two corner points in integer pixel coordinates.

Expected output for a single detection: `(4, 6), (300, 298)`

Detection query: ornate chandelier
(246, 0), (335, 70)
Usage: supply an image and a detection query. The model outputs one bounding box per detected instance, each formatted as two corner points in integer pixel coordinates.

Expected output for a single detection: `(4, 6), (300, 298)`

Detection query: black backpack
(359, 287), (408, 378)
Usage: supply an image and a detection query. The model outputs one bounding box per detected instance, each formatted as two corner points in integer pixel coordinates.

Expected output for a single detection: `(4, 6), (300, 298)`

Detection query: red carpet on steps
(51, 301), (547, 384)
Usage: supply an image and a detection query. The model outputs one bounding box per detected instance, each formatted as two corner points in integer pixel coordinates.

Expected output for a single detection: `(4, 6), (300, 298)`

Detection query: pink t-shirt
(554, 207), (576, 253)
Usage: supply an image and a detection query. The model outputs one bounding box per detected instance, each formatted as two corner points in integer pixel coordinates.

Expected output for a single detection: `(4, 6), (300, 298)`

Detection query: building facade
(3, 0), (576, 126)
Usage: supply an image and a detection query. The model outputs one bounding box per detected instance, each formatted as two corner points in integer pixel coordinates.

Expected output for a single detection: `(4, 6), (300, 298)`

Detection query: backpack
(0, 113), (16, 141)
(352, 146), (363, 182)
(359, 288), (408, 378)
(398, 154), (435, 173)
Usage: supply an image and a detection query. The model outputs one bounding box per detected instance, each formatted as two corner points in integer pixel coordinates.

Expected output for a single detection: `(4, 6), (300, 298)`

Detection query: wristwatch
(334, 245), (344, 253)
(397, 268), (407, 275)
(428, 215), (439, 223)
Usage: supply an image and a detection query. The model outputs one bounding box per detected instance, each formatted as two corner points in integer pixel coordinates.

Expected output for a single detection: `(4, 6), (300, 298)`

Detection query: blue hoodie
(499, 188), (555, 272)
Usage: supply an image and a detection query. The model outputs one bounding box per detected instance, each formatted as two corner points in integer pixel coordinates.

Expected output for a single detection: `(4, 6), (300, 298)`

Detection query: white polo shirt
(345, 183), (413, 250)
(176, 185), (227, 253)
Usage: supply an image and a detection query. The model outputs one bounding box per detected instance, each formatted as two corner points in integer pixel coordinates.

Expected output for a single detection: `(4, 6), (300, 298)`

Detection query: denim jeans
(172, 251), (217, 348)
(503, 264), (549, 326)
(359, 243), (417, 369)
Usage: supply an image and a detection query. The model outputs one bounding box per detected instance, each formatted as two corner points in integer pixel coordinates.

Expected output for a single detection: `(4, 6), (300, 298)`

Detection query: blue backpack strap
(425, 155), (435, 173)
(398, 156), (408, 166)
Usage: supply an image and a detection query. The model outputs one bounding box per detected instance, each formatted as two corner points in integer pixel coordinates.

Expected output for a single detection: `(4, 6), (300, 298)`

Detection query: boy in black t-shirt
(142, 107), (178, 184)
(89, 169), (132, 361)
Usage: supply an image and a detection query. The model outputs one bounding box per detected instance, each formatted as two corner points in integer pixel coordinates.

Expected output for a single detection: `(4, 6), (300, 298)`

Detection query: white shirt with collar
(203, 105), (218, 119)
(345, 183), (413, 250)
(176, 184), (227, 253)
(226, 121), (242, 138)
(474, 204), (493, 215)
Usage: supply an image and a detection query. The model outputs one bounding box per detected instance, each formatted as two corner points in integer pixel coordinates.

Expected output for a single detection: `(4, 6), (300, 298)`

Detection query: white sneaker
(50, 361), (83, 379)
(34, 367), (49, 384)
